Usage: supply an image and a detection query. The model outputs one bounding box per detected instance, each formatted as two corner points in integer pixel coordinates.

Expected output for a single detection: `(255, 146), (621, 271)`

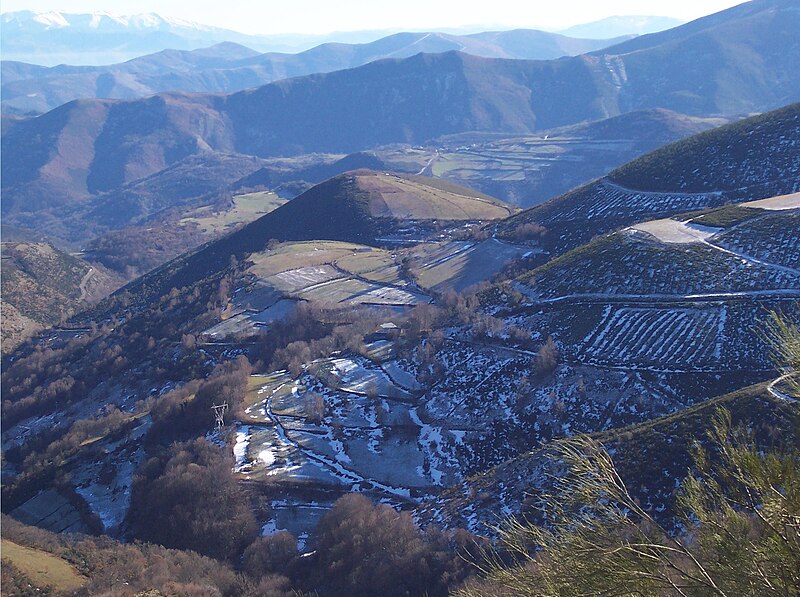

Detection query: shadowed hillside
(3, 0), (798, 239)
(1, 241), (123, 352)
(499, 103), (800, 254)
(114, 171), (512, 307)
(1, 29), (633, 114)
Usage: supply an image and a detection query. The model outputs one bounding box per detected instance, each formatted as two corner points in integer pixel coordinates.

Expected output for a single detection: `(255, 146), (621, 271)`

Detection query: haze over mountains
(1, 29), (634, 115)
(3, 0), (797, 250)
(1, 2), (799, 593)
(558, 15), (683, 38)
(0, 10), (682, 66)
(6, 0), (793, 117)
(101, 104), (800, 325)
(0, 11), (309, 64)
(2, 101), (796, 581)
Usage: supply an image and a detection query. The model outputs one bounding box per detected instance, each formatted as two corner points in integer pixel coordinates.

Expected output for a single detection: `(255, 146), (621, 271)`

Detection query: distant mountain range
(559, 15), (684, 39)
(0, 10), (682, 67)
(3, 0), (797, 245)
(0, 11), (297, 64)
(0, 107), (723, 287)
(1, 29), (636, 114)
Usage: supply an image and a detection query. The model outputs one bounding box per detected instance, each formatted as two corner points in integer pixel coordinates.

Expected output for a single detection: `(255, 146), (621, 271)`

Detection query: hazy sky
(3, 0), (748, 34)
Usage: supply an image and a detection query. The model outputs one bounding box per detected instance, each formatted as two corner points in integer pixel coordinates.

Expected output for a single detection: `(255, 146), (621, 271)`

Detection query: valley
(1, 2), (799, 595)
(3, 106), (797, 554)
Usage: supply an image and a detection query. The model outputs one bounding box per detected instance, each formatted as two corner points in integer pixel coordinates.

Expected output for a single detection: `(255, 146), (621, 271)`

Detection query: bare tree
(533, 336), (559, 379)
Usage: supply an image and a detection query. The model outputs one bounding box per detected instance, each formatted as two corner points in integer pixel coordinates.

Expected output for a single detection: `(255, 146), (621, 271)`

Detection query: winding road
(768, 374), (798, 403)
(77, 267), (94, 301)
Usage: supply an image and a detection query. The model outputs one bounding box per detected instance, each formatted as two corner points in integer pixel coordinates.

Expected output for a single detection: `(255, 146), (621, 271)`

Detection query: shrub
(459, 410), (800, 596)
(303, 392), (327, 424)
(512, 222), (547, 242)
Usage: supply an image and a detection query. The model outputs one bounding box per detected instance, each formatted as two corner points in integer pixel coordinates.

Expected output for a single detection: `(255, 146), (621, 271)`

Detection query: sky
(2, 0), (748, 35)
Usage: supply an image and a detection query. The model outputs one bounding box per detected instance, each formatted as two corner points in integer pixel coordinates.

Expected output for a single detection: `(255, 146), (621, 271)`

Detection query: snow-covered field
(268, 265), (342, 293)
(581, 307), (723, 368)
(630, 218), (720, 244)
(325, 356), (415, 400)
(412, 238), (531, 292)
(522, 231), (800, 300)
(71, 417), (151, 533)
(545, 180), (723, 224)
(228, 328), (731, 538)
(713, 211), (800, 272)
(742, 192), (800, 210)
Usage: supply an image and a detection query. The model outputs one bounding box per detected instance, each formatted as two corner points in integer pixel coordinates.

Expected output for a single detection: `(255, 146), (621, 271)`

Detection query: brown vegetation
(128, 438), (258, 561)
(533, 336), (559, 379)
(305, 493), (484, 596)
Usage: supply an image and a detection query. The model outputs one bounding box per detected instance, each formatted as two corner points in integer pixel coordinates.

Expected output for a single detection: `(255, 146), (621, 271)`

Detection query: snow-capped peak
(88, 12), (130, 28)
(32, 11), (70, 29)
(2, 10), (214, 33)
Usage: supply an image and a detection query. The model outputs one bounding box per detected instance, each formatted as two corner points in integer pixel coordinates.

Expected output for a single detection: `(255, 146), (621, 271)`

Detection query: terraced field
(713, 211), (800, 272)
(519, 232), (800, 299)
(550, 181), (722, 223)
(497, 180), (736, 254)
(496, 107), (800, 255)
(204, 241), (430, 338)
(580, 307), (723, 368)
(497, 201), (800, 374)
(378, 109), (727, 207)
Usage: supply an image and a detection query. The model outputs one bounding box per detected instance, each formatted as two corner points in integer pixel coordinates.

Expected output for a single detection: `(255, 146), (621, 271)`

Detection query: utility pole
(211, 402), (228, 431)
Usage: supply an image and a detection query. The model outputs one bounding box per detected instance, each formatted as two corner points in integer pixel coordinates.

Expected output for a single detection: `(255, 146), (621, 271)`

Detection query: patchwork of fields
(204, 241), (431, 337)
(227, 329), (729, 536)
(179, 191), (287, 235)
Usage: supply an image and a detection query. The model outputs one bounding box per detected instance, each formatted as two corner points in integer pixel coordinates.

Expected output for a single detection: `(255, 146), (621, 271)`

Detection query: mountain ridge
(1, 29), (633, 115)
(498, 103), (800, 255)
(1, 101), (797, 581)
(4, 0), (798, 221)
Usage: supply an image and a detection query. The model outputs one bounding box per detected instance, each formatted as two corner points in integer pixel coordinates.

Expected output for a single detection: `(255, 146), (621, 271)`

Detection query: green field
(248, 241), (394, 279)
(179, 192), (287, 234)
(1, 539), (86, 593)
(676, 204), (764, 228)
(246, 241), (426, 306)
(242, 373), (296, 423)
(357, 172), (515, 220)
